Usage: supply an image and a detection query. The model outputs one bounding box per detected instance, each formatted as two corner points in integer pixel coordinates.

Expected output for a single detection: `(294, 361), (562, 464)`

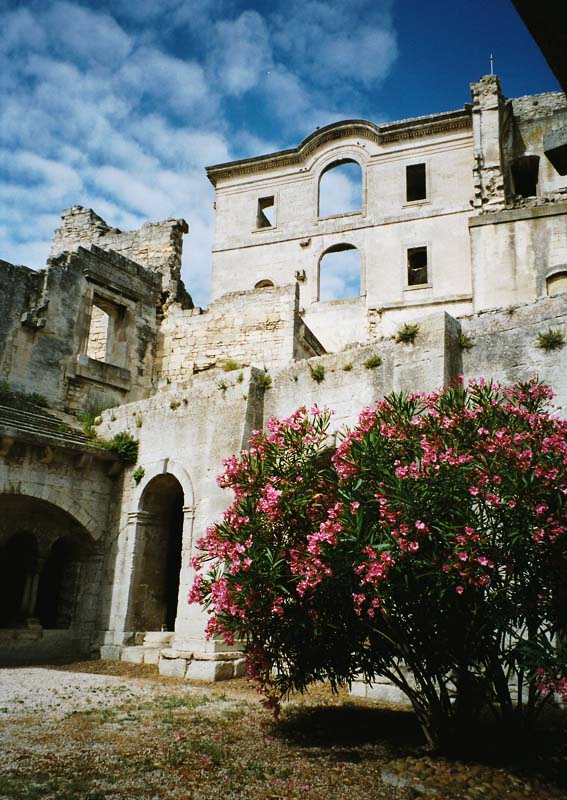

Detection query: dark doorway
(134, 474), (184, 632)
(0, 532), (37, 627)
(36, 538), (79, 628)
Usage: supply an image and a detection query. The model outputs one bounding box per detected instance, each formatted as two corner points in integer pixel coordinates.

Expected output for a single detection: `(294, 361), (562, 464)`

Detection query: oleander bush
(191, 379), (567, 749)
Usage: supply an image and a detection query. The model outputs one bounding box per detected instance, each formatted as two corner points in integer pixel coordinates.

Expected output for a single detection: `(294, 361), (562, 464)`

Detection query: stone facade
(1, 75), (566, 681)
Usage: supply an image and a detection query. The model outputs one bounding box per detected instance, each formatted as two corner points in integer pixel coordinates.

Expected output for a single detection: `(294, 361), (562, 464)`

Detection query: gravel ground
(0, 667), (161, 718)
(1, 662), (566, 800)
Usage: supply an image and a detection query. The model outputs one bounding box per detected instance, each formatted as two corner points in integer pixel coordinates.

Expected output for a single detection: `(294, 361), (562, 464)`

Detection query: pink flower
(456, 585), (464, 595)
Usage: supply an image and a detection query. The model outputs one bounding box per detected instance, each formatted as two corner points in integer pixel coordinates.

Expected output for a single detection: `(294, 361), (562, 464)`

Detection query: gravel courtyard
(1, 661), (566, 800)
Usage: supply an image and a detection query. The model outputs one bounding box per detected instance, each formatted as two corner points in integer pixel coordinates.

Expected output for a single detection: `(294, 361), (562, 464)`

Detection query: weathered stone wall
(0, 261), (44, 387)
(0, 245), (162, 414)
(156, 284), (324, 384)
(469, 203), (567, 311)
(461, 293), (567, 413)
(95, 368), (266, 677)
(50, 206), (191, 304)
(264, 311), (462, 432)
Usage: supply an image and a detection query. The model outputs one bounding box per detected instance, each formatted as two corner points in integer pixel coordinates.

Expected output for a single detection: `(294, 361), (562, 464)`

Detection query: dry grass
(1, 660), (566, 800)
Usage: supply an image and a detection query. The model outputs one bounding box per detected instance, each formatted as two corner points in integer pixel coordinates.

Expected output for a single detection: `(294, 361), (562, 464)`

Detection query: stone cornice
(206, 110), (472, 186)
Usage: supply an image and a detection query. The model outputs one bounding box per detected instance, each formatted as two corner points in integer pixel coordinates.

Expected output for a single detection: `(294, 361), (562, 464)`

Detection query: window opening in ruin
(406, 163), (427, 202)
(0, 532), (37, 628)
(319, 243), (361, 301)
(85, 295), (126, 365)
(511, 155), (539, 198)
(254, 279), (275, 288)
(36, 538), (79, 629)
(547, 271), (567, 296)
(318, 160), (362, 218)
(257, 196), (276, 228)
(134, 474), (184, 632)
(407, 246), (428, 287)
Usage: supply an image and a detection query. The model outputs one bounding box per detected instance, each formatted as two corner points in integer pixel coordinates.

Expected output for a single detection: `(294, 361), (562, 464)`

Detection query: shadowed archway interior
(133, 473), (184, 632)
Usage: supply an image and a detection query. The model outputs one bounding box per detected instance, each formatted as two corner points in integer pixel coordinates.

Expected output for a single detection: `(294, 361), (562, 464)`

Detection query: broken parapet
(50, 206), (192, 306)
(471, 75), (511, 212)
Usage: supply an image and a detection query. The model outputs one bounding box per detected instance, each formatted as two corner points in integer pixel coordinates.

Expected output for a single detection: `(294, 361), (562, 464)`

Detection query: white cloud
(119, 46), (211, 117)
(44, 1), (133, 66)
(212, 10), (272, 95)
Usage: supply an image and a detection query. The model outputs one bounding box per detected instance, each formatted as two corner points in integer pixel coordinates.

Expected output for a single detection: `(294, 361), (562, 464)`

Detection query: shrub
(133, 466), (145, 485)
(395, 322), (419, 344)
(537, 328), (565, 352)
(309, 364), (325, 383)
(363, 354), (382, 369)
(457, 332), (474, 351)
(191, 380), (567, 749)
(99, 431), (139, 465)
(257, 372), (272, 391)
(222, 358), (242, 372)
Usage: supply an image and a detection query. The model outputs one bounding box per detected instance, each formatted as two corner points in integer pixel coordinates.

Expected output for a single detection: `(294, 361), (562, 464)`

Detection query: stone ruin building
(1, 75), (567, 688)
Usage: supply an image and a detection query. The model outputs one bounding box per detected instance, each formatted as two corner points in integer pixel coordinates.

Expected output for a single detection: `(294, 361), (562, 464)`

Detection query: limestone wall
(264, 311), (462, 432)
(156, 284), (325, 384)
(95, 367), (266, 656)
(0, 245), (162, 414)
(470, 204), (567, 311)
(461, 292), (567, 413)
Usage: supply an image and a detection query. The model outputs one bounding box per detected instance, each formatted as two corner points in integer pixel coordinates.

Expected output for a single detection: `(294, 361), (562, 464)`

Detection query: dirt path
(0, 661), (565, 800)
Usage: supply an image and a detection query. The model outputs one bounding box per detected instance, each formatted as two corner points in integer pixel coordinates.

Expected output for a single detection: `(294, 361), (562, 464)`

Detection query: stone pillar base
(158, 648), (246, 681)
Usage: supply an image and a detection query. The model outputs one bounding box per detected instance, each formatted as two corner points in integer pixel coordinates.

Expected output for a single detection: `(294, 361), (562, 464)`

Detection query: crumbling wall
(50, 206), (191, 305)
(0, 261), (44, 386)
(0, 245), (162, 413)
(156, 284), (325, 384)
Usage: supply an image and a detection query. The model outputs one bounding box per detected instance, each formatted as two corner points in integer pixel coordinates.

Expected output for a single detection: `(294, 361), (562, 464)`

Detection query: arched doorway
(0, 496), (94, 632)
(0, 532), (38, 628)
(131, 474), (184, 633)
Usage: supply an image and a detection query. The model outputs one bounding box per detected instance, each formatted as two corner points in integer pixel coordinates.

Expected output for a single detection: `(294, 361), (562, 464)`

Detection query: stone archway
(128, 474), (184, 633)
(0, 495), (96, 658)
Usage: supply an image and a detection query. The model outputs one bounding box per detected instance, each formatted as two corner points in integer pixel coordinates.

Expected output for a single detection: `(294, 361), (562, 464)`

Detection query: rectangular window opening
(406, 163), (427, 202)
(407, 246), (428, 287)
(86, 302), (111, 362)
(85, 295), (125, 365)
(257, 196), (275, 228)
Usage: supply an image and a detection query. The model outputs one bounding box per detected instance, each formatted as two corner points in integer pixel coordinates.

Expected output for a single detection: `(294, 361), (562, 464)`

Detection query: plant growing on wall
(457, 332), (474, 351)
(133, 466), (145, 485)
(537, 327), (565, 352)
(363, 354), (382, 369)
(100, 431), (139, 465)
(309, 364), (325, 383)
(222, 358), (242, 372)
(395, 323), (419, 344)
(191, 380), (567, 750)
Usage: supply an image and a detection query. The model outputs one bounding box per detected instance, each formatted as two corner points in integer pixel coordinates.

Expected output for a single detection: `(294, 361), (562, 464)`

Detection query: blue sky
(0, 0), (559, 306)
